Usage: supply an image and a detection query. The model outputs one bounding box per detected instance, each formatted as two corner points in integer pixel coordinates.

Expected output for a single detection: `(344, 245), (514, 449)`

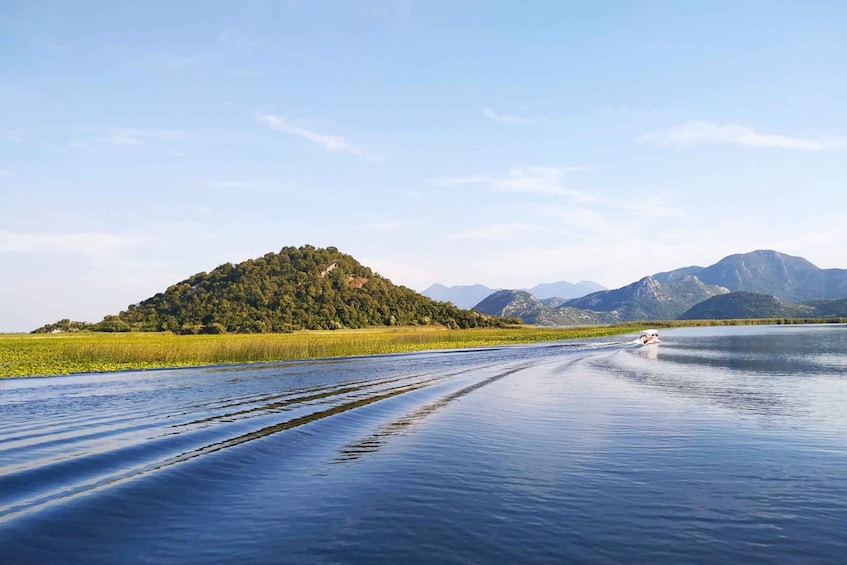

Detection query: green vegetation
(1, 325), (647, 378)
(475, 290), (616, 325)
(631, 318), (845, 328)
(562, 275), (729, 321)
(679, 292), (806, 320)
(678, 292), (847, 320)
(656, 250), (847, 303)
(5, 319), (843, 378)
(31, 319), (93, 333)
(78, 245), (518, 334)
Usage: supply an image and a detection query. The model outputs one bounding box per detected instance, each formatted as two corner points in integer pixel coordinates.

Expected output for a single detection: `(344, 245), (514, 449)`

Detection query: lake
(1, 324), (846, 563)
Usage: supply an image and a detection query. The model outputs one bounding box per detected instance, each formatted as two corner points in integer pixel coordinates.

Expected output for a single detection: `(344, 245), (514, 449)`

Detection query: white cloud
(4, 134), (23, 144)
(259, 114), (371, 158)
(442, 222), (539, 242)
(427, 174), (489, 187)
(614, 189), (685, 218)
(493, 166), (584, 196)
(0, 231), (155, 254)
(109, 134), (145, 146)
(106, 128), (184, 146)
(529, 205), (615, 235)
(430, 166), (585, 196)
(197, 180), (265, 190)
(361, 219), (417, 231)
(483, 107), (557, 125)
(0, 167), (7, 177)
(638, 121), (847, 150)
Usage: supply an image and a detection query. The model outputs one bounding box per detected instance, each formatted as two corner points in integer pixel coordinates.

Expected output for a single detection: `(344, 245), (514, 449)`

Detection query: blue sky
(2, 1), (846, 332)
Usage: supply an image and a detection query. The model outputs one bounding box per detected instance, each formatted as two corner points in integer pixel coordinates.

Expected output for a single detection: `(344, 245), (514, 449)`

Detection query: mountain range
(34, 245), (519, 334)
(33, 248), (847, 334)
(421, 280), (605, 309)
(473, 250), (847, 324)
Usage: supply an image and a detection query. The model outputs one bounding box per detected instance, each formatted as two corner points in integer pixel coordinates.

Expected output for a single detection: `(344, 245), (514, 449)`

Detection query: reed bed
(0, 325), (647, 378)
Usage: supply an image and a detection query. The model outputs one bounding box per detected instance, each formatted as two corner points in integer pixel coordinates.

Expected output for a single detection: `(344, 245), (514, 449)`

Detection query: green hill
(564, 275), (729, 321)
(803, 298), (847, 318)
(655, 250), (847, 302)
(678, 292), (805, 319)
(90, 245), (519, 334)
(474, 290), (615, 325)
(680, 292), (847, 320)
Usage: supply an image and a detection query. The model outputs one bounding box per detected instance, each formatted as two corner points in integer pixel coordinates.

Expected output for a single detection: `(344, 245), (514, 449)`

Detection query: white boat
(638, 329), (660, 345)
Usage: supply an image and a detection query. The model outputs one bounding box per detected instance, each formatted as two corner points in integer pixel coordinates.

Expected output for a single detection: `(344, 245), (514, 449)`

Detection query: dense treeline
(31, 319), (93, 334)
(97, 245), (520, 334)
(678, 292), (847, 320)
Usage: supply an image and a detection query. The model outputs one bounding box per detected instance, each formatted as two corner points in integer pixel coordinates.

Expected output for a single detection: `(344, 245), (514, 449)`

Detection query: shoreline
(1, 325), (645, 379)
(2, 319), (840, 379)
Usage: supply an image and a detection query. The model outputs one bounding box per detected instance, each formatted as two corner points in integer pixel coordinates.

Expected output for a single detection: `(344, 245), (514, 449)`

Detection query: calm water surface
(1, 325), (846, 563)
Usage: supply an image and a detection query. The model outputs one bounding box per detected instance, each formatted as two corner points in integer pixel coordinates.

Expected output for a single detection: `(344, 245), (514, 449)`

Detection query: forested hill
(99, 245), (518, 333)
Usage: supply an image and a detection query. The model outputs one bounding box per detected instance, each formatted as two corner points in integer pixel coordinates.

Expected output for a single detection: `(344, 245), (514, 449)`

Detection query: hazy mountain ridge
(34, 245), (519, 333)
(476, 250), (847, 325)
(474, 290), (616, 325)
(528, 280), (606, 299)
(655, 250), (847, 302)
(33, 248), (847, 332)
(421, 280), (606, 308)
(566, 275), (729, 320)
(679, 292), (807, 320)
(420, 284), (501, 310)
(679, 293), (847, 320)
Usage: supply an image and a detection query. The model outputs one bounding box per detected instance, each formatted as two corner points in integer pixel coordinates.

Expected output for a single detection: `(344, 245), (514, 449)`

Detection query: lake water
(1, 325), (846, 563)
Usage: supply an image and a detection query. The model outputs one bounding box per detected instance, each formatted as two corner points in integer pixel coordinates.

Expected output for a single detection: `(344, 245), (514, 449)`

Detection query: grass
(0, 324), (649, 378)
(5, 318), (840, 378)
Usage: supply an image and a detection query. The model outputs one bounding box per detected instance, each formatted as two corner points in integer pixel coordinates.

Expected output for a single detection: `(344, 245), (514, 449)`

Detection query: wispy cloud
(197, 180), (267, 190)
(259, 114), (372, 158)
(361, 219), (417, 231)
(157, 54), (207, 69)
(2, 130), (24, 144)
(430, 166), (584, 196)
(106, 128), (184, 146)
(428, 174), (489, 187)
(0, 231), (155, 254)
(493, 166), (584, 196)
(443, 222), (539, 242)
(483, 107), (557, 125)
(638, 121), (847, 150)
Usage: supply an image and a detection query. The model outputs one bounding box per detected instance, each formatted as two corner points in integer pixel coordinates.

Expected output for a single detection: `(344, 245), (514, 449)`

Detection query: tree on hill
(31, 319), (93, 334)
(678, 291), (809, 320)
(97, 245), (520, 333)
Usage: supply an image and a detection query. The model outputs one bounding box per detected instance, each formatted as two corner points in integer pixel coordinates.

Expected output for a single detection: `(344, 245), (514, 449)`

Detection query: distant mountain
(803, 298), (847, 318)
(422, 280), (605, 308)
(564, 275), (729, 320)
(475, 290), (616, 326)
(551, 250), (847, 324)
(44, 248), (846, 332)
(420, 283), (500, 309)
(525, 280), (606, 300)
(83, 245), (518, 334)
(31, 319), (93, 334)
(655, 250), (847, 302)
(540, 297), (568, 309)
(678, 292), (807, 320)
(652, 266), (703, 283)
(475, 290), (540, 320)
(437, 250), (847, 326)
(680, 292), (847, 320)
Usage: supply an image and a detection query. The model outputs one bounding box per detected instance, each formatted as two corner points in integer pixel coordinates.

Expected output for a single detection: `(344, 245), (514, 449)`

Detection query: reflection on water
(1, 325), (846, 563)
(332, 361), (535, 463)
(637, 345), (659, 359)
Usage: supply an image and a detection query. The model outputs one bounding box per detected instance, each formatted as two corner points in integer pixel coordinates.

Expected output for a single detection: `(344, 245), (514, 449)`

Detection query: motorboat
(638, 329), (660, 345)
